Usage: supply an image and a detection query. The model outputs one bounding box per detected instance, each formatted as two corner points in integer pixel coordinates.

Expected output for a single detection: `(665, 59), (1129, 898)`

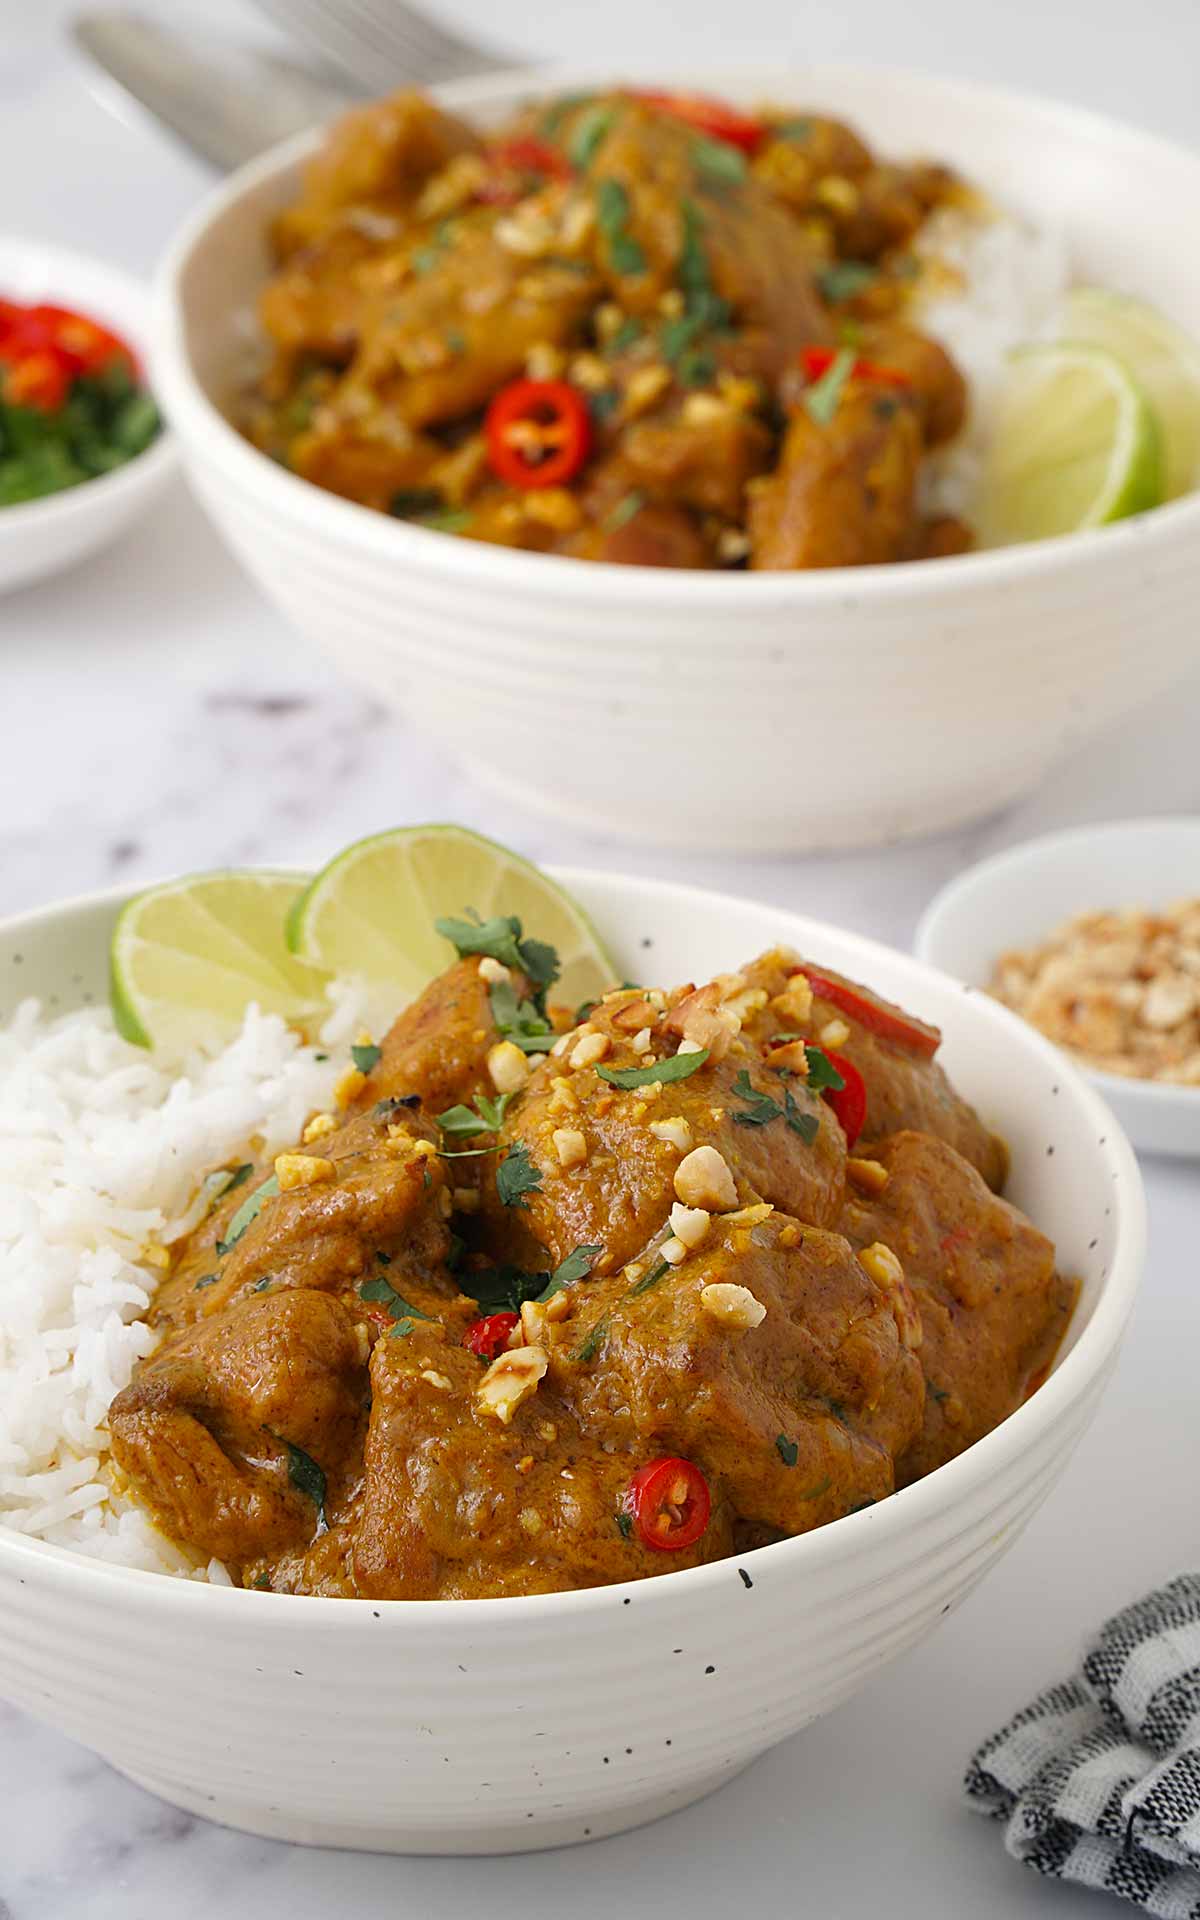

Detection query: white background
(1, 2), (1198, 1913)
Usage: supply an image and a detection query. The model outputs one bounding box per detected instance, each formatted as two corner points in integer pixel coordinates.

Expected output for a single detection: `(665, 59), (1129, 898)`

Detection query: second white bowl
(152, 63), (1200, 849)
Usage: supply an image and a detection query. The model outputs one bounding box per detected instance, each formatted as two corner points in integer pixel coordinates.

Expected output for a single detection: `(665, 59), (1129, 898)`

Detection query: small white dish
(0, 238), (175, 596)
(915, 818), (1200, 1159)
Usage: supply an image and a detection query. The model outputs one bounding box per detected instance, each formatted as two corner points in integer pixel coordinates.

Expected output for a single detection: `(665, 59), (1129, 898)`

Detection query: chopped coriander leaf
(420, 507), (472, 533)
(444, 328), (467, 355)
(572, 1315), (609, 1363)
(280, 1438), (327, 1527)
(489, 977), (553, 1053)
(193, 1273), (219, 1291)
(775, 1433), (799, 1468)
(215, 1173), (279, 1256)
(574, 997), (599, 1023)
(568, 103), (618, 169)
(802, 1044), (845, 1095)
(595, 179), (646, 277)
(598, 1048), (709, 1089)
(469, 1263), (554, 1314)
(224, 1162), (254, 1194)
(817, 260), (879, 304)
(678, 199), (712, 303)
(616, 1509), (634, 1540)
(389, 486), (444, 519)
(731, 1069), (782, 1127)
(678, 349), (717, 388)
(252, 1573), (271, 1590)
(691, 134), (748, 183)
(587, 386), (621, 421)
(389, 1317), (417, 1338)
(496, 1142), (542, 1210)
(603, 490), (645, 533)
(732, 1067), (819, 1141)
(437, 1091), (515, 1137)
(783, 1083), (819, 1144)
(538, 1244), (603, 1300)
(435, 912), (559, 999)
(803, 1475), (833, 1501)
(603, 317), (641, 357)
(359, 1274), (433, 1322)
(626, 1258), (670, 1298)
(539, 91), (593, 137)
(804, 346), (856, 426)
(251, 1277), (273, 1293)
(927, 1383), (949, 1405)
(351, 1042), (382, 1075)
(773, 117), (812, 141)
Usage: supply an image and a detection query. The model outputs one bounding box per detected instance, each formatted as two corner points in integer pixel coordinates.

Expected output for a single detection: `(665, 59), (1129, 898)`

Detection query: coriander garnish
(351, 1042), (382, 1075)
(597, 1048), (709, 1090)
(816, 261), (878, 305)
(538, 1244), (603, 1300)
(568, 103), (618, 169)
(691, 134), (748, 183)
(775, 1433), (799, 1468)
(616, 1509), (634, 1540)
(731, 1068), (819, 1143)
(437, 1091), (515, 1137)
(572, 1315), (609, 1364)
(215, 1173), (279, 1256)
(626, 1258), (670, 1298)
(804, 347), (856, 426)
(801, 1044), (845, 1095)
(359, 1274), (433, 1324)
(595, 179), (646, 277)
(435, 911), (559, 1002)
(603, 490), (645, 533)
(496, 1142), (542, 1210)
(270, 1433), (328, 1533)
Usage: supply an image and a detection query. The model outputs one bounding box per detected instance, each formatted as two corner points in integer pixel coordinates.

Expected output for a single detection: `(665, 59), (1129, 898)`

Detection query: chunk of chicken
(109, 1290), (370, 1571)
(547, 1208), (925, 1532)
(839, 1130), (1073, 1483)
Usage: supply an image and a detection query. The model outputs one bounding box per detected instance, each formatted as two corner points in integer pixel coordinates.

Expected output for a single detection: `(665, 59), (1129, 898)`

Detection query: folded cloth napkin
(966, 1575), (1200, 1916)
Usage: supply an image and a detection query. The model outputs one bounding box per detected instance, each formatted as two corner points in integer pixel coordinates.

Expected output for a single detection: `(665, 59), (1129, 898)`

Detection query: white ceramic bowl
(0, 869), (1143, 1852)
(0, 239), (175, 595)
(916, 817), (1200, 1159)
(152, 63), (1200, 852)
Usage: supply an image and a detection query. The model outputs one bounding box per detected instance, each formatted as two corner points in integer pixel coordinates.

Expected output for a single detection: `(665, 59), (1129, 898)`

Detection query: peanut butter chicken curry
(109, 925), (1074, 1598)
(245, 87), (975, 569)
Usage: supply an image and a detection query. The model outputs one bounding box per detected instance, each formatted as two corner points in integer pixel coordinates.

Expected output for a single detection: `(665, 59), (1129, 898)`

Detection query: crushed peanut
(302, 1111), (338, 1144)
(548, 1077), (580, 1115)
(519, 1507), (544, 1534)
(274, 1153), (336, 1191)
(553, 1127), (588, 1168)
(700, 1282), (767, 1329)
(478, 956), (513, 986)
(847, 1157), (889, 1194)
(778, 1222), (801, 1248)
(660, 1235), (688, 1266)
(989, 899), (1200, 1083)
(819, 1018), (851, 1048)
(859, 1241), (905, 1289)
(141, 1243), (171, 1273)
(420, 1370), (452, 1391)
(570, 1030), (611, 1069)
(650, 1115), (693, 1152)
(674, 1145), (738, 1212)
(487, 1040), (531, 1094)
(631, 1026), (653, 1054)
(477, 1345), (548, 1423)
(670, 1200), (711, 1248)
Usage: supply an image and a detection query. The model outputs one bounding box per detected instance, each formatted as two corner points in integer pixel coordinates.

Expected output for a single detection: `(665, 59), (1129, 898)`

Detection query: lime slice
(978, 343), (1164, 547)
(111, 870), (329, 1054)
(1061, 288), (1200, 499)
(286, 824), (617, 1010)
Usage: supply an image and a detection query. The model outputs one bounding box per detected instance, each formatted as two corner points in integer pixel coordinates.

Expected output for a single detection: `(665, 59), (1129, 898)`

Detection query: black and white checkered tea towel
(966, 1576), (1200, 1914)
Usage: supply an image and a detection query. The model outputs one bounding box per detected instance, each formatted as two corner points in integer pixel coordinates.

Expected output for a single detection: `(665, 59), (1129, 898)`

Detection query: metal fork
(249, 0), (514, 90)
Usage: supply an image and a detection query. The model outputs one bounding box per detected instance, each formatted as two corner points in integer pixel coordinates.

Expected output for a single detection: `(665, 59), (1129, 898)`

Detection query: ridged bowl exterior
(150, 63), (1200, 850)
(0, 872), (1143, 1850)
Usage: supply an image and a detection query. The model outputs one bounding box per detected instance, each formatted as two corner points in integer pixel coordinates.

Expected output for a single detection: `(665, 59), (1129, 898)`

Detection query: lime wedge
(286, 824), (618, 1010)
(1060, 287), (1200, 498)
(110, 870), (328, 1054)
(978, 343), (1164, 547)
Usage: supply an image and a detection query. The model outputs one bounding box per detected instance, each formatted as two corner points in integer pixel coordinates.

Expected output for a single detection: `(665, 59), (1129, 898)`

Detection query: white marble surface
(3, 2), (1200, 1913)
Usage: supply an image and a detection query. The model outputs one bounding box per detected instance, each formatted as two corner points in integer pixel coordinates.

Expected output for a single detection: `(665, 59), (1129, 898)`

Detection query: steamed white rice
(0, 986), (368, 1578)
(912, 201), (1072, 520)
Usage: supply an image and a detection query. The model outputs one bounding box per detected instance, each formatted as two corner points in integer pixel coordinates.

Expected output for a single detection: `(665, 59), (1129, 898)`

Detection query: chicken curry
(244, 86), (975, 569)
(109, 925), (1073, 1598)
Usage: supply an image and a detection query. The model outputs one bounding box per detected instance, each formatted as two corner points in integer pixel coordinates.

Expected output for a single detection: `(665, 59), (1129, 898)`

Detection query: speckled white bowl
(0, 870), (1143, 1852)
(0, 239), (174, 595)
(152, 62), (1200, 850)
